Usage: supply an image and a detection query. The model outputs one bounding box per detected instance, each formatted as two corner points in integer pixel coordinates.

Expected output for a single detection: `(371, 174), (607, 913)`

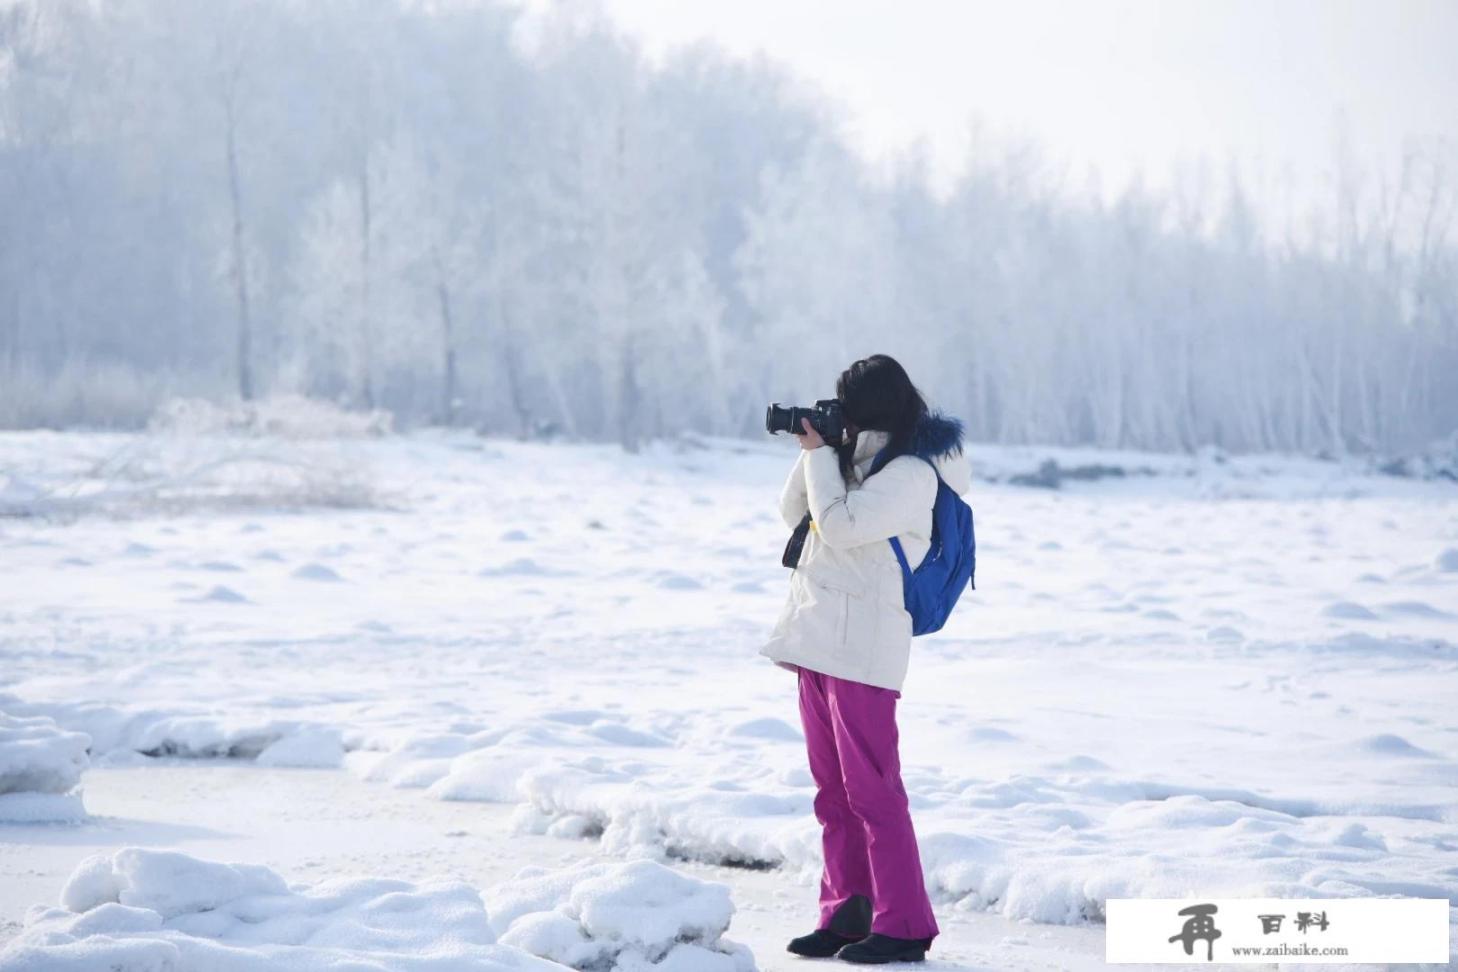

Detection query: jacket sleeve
(803, 447), (936, 549)
(778, 450), (811, 530)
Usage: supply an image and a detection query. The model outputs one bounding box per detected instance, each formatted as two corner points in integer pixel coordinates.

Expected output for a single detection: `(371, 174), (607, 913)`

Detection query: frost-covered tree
(0, 0), (1452, 454)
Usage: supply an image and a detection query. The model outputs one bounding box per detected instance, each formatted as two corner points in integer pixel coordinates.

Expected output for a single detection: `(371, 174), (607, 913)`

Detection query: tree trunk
(435, 257), (456, 424)
(223, 91), (253, 401)
(357, 157), (374, 409)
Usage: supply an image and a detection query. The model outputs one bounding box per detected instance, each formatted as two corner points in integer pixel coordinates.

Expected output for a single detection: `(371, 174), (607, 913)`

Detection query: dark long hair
(834, 354), (928, 484)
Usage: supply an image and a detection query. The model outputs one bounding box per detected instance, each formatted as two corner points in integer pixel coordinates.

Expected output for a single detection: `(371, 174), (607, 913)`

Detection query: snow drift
(0, 848), (758, 972)
(486, 857), (756, 972)
(0, 713), (90, 823)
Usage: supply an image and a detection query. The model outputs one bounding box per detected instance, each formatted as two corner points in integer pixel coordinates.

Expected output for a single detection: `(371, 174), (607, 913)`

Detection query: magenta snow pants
(796, 665), (940, 942)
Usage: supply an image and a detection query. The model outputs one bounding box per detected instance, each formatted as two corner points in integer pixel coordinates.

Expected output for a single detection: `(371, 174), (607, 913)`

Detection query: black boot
(787, 894), (872, 958)
(835, 932), (934, 964)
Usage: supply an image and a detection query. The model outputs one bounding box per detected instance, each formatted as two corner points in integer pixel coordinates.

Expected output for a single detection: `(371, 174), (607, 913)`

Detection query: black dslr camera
(767, 398), (847, 569)
(765, 399), (847, 446)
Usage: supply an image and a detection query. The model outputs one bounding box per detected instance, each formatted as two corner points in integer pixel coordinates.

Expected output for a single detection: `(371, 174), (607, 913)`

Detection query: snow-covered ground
(1, 427), (1455, 970)
(2, 836), (752, 971)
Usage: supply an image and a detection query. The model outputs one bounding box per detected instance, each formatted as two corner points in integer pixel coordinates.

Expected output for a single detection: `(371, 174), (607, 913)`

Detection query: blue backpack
(869, 448), (976, 635)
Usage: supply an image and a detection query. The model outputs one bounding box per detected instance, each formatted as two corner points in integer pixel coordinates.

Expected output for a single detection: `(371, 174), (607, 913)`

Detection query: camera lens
(766, 403), (789, 435)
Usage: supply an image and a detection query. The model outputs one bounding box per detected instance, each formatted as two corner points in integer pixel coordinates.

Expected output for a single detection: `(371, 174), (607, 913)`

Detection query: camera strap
(782, 511), (811, 568)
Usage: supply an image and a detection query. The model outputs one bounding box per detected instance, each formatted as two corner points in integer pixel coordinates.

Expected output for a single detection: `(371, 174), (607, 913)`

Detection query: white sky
(595, 0), (1458, 216)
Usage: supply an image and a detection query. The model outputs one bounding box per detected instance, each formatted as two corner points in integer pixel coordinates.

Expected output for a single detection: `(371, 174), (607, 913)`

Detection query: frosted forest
(2, 0), (1455, 456)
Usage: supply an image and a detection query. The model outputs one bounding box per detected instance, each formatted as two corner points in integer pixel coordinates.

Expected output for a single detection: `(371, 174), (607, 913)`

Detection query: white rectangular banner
(1105, 897), (1449, 964)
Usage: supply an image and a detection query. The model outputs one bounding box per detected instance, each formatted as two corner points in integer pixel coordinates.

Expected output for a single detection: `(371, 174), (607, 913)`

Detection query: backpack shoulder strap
(870, 447), (940, 481)
(873, 448), (941, 577)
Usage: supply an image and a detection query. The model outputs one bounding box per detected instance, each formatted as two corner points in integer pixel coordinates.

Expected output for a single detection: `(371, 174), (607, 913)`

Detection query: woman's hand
(796, 417), (825, 450)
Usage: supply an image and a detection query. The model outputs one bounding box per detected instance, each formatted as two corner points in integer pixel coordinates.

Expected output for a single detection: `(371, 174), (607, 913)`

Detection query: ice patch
(1437, 547), (1458, 572)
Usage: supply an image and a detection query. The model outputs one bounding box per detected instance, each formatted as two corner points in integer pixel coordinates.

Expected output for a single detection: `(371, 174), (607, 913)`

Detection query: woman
(760, 354), (971, 965)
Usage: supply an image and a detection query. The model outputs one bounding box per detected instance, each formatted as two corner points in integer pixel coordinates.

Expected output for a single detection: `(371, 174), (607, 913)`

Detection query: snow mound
(486, 857), (756, 972)
(292, 562), (345, 582)
(0, 695), (350, 768)
(0, 713), (90, 822)
(255, 726), (346, 768)
(0, 848), (565, 972)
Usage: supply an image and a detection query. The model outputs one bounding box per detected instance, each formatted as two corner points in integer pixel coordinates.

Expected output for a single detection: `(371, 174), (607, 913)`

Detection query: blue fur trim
(908, 410), (965, 459)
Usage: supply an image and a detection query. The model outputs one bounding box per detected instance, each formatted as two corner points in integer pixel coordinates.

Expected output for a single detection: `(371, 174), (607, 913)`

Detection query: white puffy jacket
(759, 413), (972, 692)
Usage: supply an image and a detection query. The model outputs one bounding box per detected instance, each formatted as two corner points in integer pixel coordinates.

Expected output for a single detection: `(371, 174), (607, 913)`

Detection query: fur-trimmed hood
(852, 410), (973, 496)
(907, 410), (965, 461)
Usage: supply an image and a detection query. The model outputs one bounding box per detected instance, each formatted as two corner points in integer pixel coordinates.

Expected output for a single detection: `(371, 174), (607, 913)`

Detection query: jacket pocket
(797, 572), (853, 654)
